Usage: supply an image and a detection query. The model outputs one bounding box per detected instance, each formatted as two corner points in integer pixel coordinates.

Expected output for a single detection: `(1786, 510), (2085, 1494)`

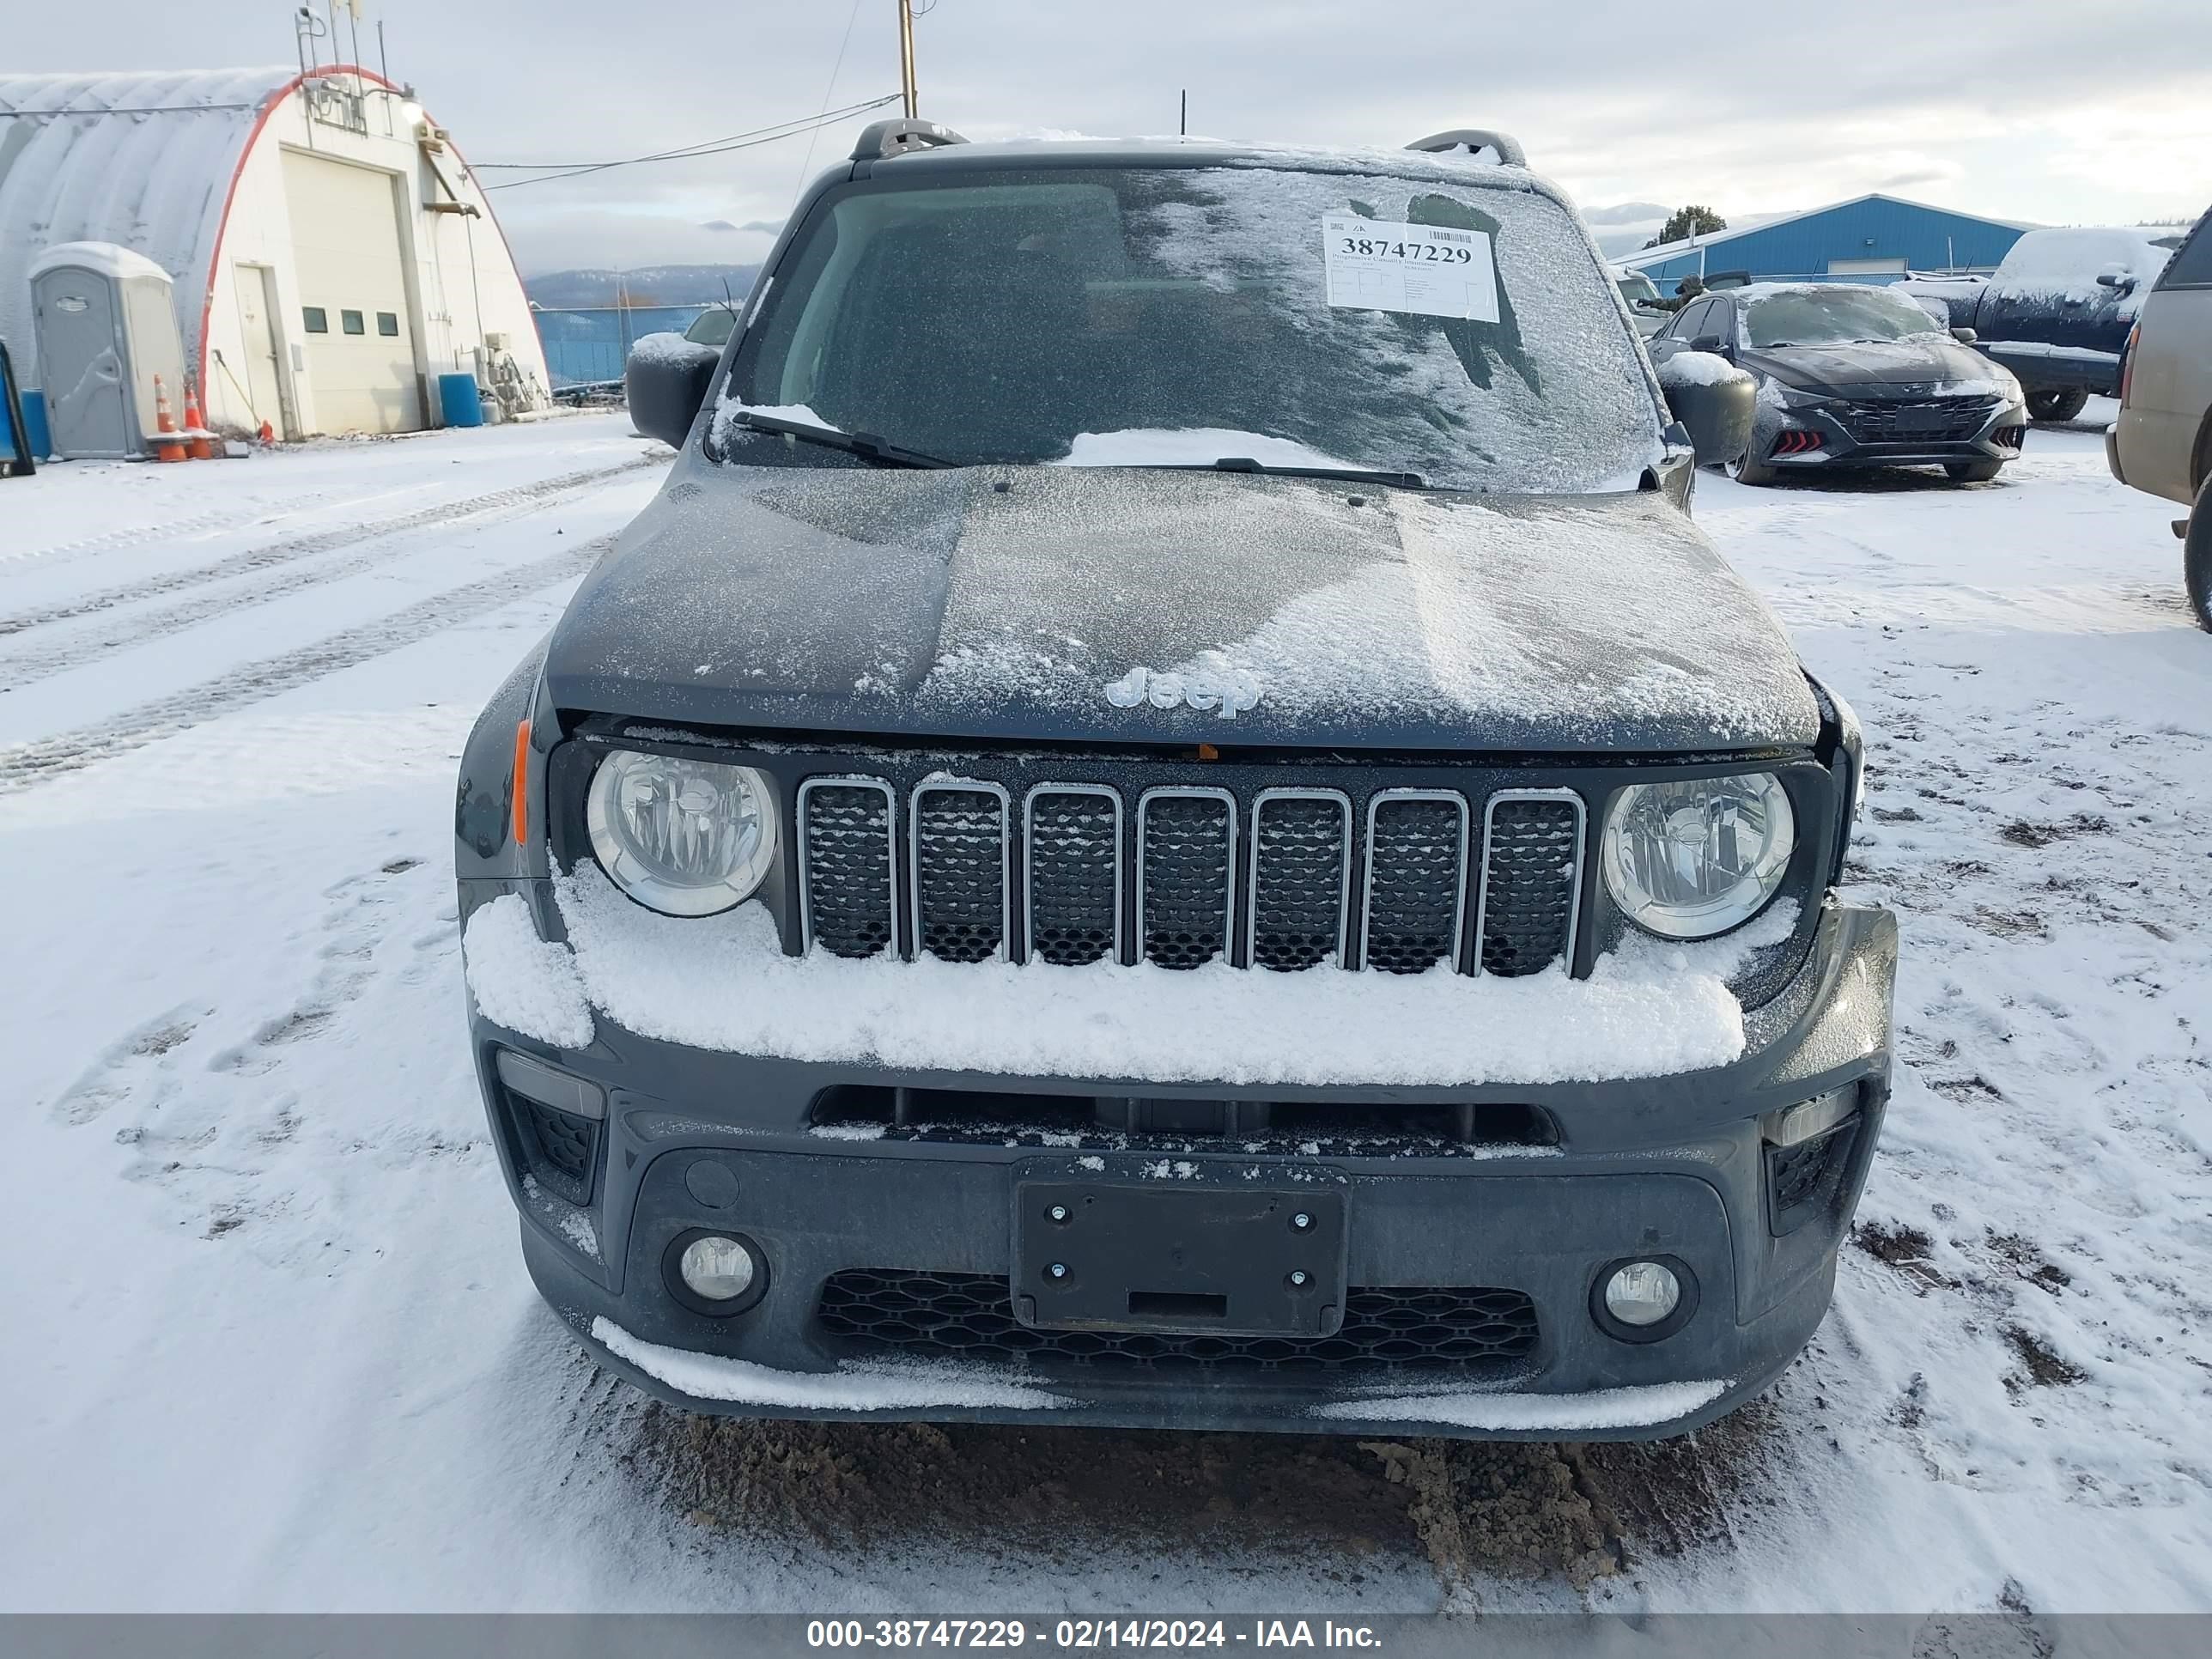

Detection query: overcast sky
(12, 2), (2210, 272)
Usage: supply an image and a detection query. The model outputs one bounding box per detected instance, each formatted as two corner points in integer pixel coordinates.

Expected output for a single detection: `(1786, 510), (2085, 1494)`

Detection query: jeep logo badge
(1104, 665), (1263, 720)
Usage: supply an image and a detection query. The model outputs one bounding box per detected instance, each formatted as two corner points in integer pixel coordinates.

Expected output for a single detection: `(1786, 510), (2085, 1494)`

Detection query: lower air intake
(817, 1271), (1539, 1373)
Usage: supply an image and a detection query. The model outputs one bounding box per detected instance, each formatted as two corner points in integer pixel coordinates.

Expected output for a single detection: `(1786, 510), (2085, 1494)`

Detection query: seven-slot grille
(799, 778), (1585, 977)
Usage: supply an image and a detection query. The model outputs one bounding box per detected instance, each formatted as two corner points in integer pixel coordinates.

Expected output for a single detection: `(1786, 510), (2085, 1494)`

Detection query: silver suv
(2108, 206), (2212, 629)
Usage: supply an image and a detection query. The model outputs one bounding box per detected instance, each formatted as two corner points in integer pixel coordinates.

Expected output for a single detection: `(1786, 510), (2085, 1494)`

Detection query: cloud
(5, 0), (2207, 266)
(699, 219), (740, 232)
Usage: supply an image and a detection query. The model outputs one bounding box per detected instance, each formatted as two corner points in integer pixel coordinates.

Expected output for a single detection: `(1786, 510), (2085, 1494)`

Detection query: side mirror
(1689, 333), (1726, 354)
(2094, 264), (2134, 290)
(1950, 326), (1978, 344)
(1656, 356), (1756, 468)
(624, 332), (720, 449)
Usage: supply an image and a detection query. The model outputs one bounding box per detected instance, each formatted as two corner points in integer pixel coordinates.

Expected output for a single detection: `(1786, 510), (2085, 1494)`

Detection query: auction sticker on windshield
(1321, 213), (1498, 323)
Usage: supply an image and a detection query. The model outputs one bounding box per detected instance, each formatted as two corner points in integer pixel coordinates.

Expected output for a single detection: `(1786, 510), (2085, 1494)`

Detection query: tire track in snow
(1, 495), (356, 571)
(0, 536), (611, 794)
(0, 458), (653, 657)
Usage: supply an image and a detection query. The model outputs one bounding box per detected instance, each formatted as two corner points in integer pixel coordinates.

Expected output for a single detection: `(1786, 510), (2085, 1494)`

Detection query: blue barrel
(438, 372), (485, 428)
(21, 390), (52, 459)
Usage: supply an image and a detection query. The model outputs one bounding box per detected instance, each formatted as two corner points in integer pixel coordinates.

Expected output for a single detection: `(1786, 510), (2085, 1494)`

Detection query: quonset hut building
(0, 65), (548, 438)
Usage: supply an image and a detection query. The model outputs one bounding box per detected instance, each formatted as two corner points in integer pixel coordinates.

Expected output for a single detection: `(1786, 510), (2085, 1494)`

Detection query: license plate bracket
(1012, 1180), (1346, 1337)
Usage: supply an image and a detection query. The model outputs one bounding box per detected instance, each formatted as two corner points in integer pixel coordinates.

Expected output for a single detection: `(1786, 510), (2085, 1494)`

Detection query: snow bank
(547, 865), (1785, 1086)
(1311, 1376), (1729, 1431)
(1654, 350), (1741, 389)
(592, 1318), (1072, 1410)
(461, 894), (594, 1049)
(1052, 429), (1360, 470)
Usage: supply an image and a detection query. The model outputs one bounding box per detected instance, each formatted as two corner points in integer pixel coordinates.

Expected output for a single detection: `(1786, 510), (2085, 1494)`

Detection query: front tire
(2027, 387), (2089, 422)
(2185, 475), (2212, 633)
(1726, 450), (1779, 486)
(1946, 459), (2003, 483)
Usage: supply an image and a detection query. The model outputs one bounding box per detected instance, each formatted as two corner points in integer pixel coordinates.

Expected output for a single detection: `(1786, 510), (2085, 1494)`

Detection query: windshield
(1616, 272), (1660, 306)
(1741, 286), (1944, 348)
(717, 164), (1664, 493)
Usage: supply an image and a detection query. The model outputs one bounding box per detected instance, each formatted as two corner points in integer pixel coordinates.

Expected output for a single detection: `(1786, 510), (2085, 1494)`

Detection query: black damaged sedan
(1650, 282), (2029, 485)
(455, 122), (1897, 1440)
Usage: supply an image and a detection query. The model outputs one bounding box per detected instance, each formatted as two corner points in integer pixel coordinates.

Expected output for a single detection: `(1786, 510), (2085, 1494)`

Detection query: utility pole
(898, 0), (919, 118)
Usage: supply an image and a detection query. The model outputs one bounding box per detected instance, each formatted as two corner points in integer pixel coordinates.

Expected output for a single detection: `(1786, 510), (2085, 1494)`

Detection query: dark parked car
(1903, 227), (2182, 422)
(1650, 282), (2029, 485)
(457, 120), (1896, 1441)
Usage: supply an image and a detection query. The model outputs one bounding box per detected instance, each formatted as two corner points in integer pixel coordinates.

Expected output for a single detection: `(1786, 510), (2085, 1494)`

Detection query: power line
(477, 94), (900, 190)
(790, 0), (869, 208)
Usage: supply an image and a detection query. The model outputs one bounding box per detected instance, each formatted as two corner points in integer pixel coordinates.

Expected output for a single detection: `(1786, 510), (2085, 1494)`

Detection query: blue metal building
(1621, 193), (2031, 289)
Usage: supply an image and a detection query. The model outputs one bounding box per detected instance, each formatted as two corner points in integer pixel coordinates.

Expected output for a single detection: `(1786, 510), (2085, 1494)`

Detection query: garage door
(279, 149), (423, 434)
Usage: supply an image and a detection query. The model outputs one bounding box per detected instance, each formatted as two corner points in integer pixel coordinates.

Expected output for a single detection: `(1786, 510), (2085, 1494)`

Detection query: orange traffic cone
(181, 389), (214, 460)
(152, 375), (185, 463)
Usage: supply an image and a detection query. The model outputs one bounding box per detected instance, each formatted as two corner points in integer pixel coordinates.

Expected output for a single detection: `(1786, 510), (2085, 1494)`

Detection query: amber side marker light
(512, 720), (532, 844)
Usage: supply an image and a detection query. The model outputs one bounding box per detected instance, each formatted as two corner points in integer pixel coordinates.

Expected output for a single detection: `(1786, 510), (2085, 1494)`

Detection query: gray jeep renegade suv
(454, 120), (1897, 1440)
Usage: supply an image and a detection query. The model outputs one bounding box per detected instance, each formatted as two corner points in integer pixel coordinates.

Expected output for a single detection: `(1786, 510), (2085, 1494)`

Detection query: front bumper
(467, 888), (1897, 1440)
(1751, 393), (2027, 473)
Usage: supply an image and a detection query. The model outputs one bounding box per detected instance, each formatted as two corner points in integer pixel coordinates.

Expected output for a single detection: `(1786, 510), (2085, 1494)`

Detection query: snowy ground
(2, 404), (2206, 1613)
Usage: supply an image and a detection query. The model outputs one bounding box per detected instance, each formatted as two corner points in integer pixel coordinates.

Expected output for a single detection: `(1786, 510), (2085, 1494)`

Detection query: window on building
(376, 312), (399, 337)
(302, 307), (328, 333)
(341, 310), (365, 336)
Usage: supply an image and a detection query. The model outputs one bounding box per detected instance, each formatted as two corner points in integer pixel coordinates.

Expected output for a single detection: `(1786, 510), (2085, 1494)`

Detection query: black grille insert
(817, 1271), (1540, 1373)
(514, 1094), (599, 1206)
(1026, 787), (1121, 967)
(1480, 796), (1583, 977)
(913, 785), (1006, 963)
(801, 781), (896, 958)
(1139, 791), (1235, 969)
(1363, 793), (1468, 974)
(1839, 396), (1996, 444)
(1767, 1119), (1860, 1235)
(1249, 792), (1351, 971)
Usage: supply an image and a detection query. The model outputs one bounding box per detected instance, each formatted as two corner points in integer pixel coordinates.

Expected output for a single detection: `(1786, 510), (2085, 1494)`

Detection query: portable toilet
(29, 242), (188, 460)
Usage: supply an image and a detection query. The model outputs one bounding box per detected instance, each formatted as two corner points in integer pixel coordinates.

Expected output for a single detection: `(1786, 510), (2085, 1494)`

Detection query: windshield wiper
(731, 410), (957, 469)
(1174, 456), (1430, 489)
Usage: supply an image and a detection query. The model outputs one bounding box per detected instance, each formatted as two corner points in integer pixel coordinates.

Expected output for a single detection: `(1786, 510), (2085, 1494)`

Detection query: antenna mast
(897, 0), (919, 118)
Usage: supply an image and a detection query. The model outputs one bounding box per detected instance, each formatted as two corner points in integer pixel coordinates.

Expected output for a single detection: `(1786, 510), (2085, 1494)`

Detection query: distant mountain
(525, 264), (760, 309)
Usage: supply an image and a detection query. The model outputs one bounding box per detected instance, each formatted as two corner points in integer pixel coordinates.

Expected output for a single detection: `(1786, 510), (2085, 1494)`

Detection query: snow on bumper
(484, 863), (1802, 1088)
(587, 1310), (1731, 1434)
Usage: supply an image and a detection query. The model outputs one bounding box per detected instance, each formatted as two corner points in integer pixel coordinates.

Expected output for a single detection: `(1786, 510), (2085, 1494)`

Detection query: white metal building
(0, 64), (549, 439)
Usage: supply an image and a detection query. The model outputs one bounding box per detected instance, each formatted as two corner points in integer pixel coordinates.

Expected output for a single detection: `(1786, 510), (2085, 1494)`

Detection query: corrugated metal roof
(0, 68), (292, 383)
(1624, 194), (2035, 288)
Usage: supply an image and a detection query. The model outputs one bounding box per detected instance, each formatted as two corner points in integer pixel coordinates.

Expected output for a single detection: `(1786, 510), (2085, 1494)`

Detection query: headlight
(1773, 382), (1835, 410)
(586, 749), (776, 915)
(1602, 772), (1795, 939)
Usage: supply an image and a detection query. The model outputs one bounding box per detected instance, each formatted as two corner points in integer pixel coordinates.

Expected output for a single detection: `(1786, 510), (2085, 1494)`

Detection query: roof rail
(850, 118), (969, 161)
(1405, 129), (1527, 167)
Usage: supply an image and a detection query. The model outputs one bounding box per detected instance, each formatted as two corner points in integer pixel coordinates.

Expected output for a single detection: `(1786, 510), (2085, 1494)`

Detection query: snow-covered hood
(1744, 336), (2007, 394)
(543, 463), (1820, 753)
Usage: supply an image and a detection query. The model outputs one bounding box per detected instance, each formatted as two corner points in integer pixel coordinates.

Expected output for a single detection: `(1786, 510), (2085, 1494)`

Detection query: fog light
(678, 1235), (757, 1301)
(1604, 1261), (1682, 1328)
